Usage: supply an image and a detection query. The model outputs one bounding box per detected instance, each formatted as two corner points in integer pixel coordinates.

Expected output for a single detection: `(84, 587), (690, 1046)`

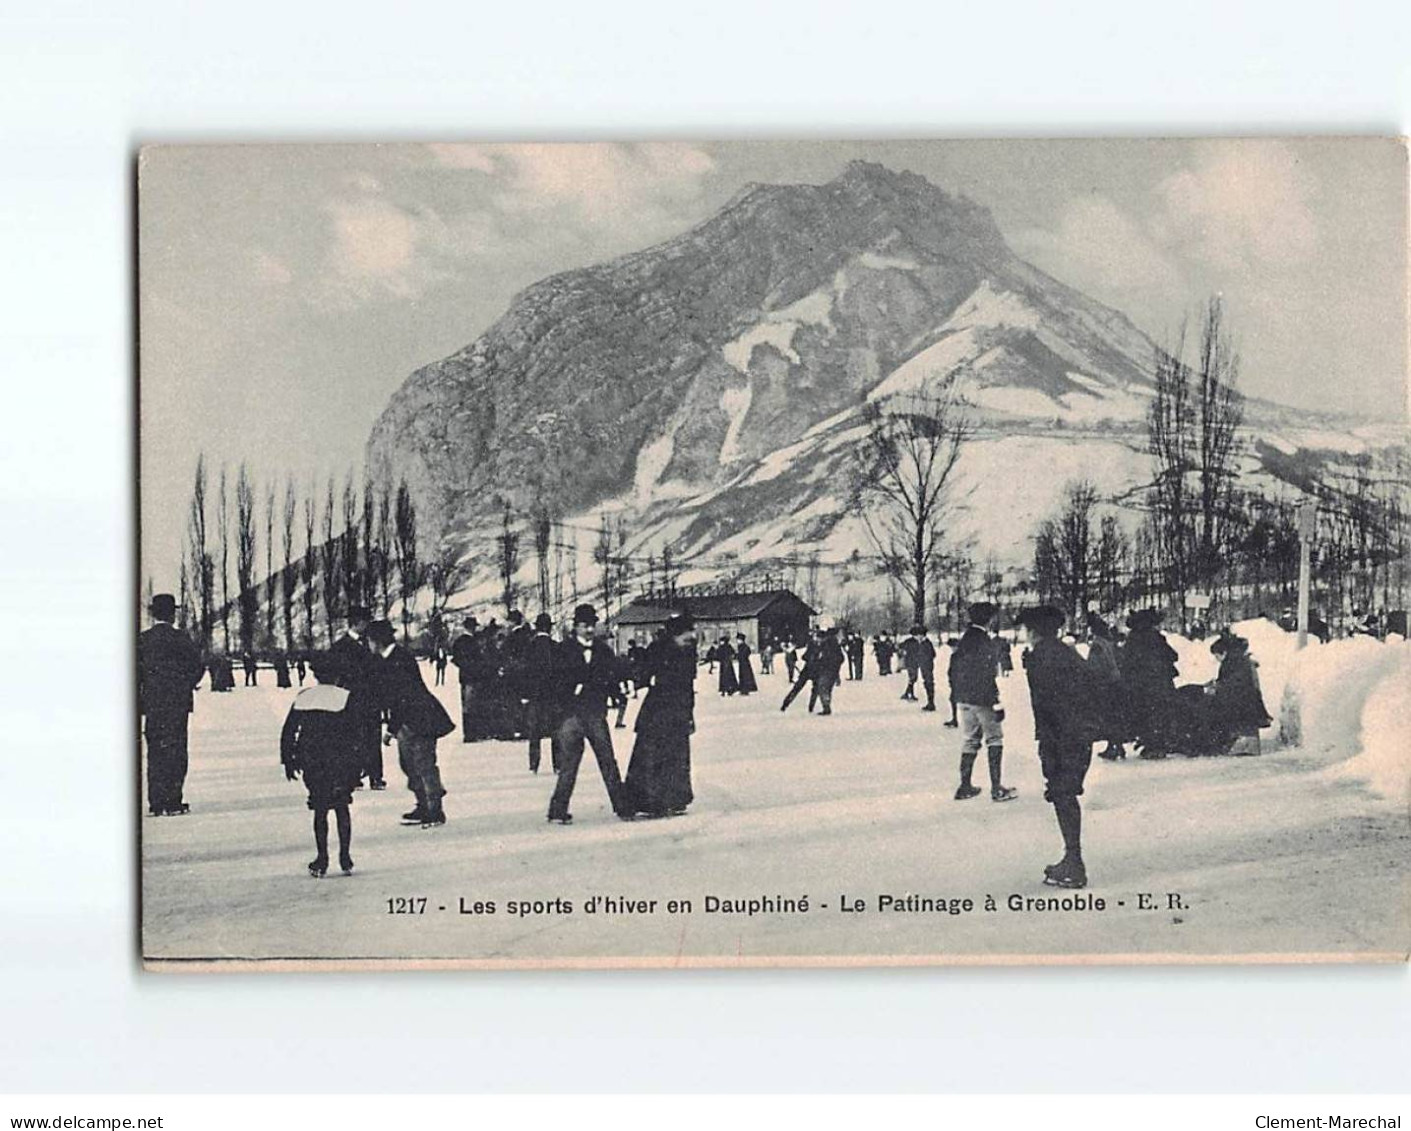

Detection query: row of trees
(180, 458), (433, 656)
(1030, 298), (1410, 630)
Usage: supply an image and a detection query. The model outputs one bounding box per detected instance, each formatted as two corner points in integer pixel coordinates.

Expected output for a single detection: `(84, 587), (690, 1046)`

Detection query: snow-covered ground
(143, 629), (1409, 966)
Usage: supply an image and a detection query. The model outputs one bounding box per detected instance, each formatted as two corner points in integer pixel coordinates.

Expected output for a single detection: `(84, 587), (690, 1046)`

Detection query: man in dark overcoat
(523, 613), (559, 774)
(449, 616), (483, 741)
(138, 593), (206, 816)
(368, 619), (455, 827)
(328, 604), (384, 789)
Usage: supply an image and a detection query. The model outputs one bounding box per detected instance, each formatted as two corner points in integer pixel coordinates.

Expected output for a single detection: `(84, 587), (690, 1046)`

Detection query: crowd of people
(139, 583), (1289, 892)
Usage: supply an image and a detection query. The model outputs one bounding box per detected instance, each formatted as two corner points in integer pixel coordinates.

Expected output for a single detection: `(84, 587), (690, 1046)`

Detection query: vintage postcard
(137, 139), (1409, 968)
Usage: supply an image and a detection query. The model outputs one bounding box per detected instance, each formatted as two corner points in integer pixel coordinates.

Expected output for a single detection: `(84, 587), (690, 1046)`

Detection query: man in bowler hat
(368, 619), (455, 827)
(328, 604), (385, 789)
(138, 593), (206, 815)
(546, 604), (631, 824)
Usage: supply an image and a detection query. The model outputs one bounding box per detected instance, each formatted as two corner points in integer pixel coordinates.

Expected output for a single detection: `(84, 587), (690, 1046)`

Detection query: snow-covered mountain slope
(367, 160), (1405, 606)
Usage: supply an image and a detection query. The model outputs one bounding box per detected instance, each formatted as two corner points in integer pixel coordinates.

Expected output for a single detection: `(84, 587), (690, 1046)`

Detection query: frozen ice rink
(142, 631), (1410, 965)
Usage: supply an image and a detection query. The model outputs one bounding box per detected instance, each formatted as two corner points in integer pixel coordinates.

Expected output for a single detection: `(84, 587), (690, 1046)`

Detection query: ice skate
(369, 780), (387, 790)
(339, 854), (355, 875)
(1043, 859), (1087, 889)
(308, 857), (328, 878)
(991, 786), (1018, 803)
(401, 808), (427, 824)
(1098, 744), (1126, 761)
(420, 811), (446, 829)
(547, 813), (573, 825)
(921, 703), (936, 712)
(953, 784), (982, 801)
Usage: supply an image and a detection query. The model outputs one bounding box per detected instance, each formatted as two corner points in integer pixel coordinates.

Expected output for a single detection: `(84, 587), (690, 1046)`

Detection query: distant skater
(280, 654), (361, 877)
(717, 637), (738, 696)
(735, 634), (758, 695)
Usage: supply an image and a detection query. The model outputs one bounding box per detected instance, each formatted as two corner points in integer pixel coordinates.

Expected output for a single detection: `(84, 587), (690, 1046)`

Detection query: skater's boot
(955, 750), (980, 800)
(1098, 742), (1126, 761)
(1043, 856), (1087, 889)
(339, 853), (355, 875)
(308, 857), (328, 878)
(401, 807), (427, 823)
(987, 746), (1016, 802)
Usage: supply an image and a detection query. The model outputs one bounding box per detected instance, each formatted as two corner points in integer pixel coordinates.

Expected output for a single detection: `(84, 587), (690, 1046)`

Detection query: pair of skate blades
(308, 856), (354, 878)
(147, 803), (191, 816)
(1043, 858), (1087, 889)
(401, 807), (446, 829)
(954, 784), (1018, 803)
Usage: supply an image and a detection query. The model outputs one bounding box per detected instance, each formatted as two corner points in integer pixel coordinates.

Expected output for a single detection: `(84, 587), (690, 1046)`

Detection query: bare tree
(850, 384), (971, 625)
(280, 477), (298, 652)
(177, 557), (192, 637)
(235, 464), (258, 655)
(393, 480), (421, 641)
(320, 476), (340, 645)
(375, 477), (394, 616)
(1192, 297), (1245, 600)
(186, 453), (214, 654)
(593, 513), (615, 617)
(300, 489), (317, 649)
(532, 500), (553, 612)
(340, 471), (361, 612)
(496, 501), (521, 614)
(217, 465), (232, 653)
(1146, 329), (1195, 616)
(426, 540), (471, 622)
(360, 472), (376, 609)
(263, 480), (277, 649)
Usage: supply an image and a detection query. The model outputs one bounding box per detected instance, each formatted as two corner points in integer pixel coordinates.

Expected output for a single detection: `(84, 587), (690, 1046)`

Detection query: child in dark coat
(280, 654), (361, 877)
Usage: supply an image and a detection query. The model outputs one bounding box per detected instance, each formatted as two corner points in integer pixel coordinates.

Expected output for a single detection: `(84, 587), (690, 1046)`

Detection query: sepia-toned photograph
(136, 138), (1409, 968)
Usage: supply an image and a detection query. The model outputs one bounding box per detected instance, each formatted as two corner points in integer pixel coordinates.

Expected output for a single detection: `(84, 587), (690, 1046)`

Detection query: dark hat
(308, 651), (338, 681)
(1085, 610), (1113, 639)
(572, 603), (599, 626)
(664, 612), (694, 637)
(967, 601), (998, 625)
(1211, 631), (1248, 656)
(508, 610), (524, 625)
(910, 624), (925, 636)
(534, 613), (553, 633)
(347, 604), (372, 623)
(148, 593), (177, 621)
(366, 619), (396, 647)
(1017, 605), (1065, 634)
(463, 616), (478, 629)
(1127, 608), (1163, 631)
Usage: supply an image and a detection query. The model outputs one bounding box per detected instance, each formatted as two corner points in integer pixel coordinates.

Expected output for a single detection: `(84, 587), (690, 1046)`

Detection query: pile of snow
(1333, 651), (1411, 804)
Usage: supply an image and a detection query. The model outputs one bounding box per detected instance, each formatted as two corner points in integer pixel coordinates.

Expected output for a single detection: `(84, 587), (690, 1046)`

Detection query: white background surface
(0, 0), (1407, 1094)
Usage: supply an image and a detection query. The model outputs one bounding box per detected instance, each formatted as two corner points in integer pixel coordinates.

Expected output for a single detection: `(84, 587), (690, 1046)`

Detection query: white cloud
(427, 141), (716, 221)
(324, 196), (420, 301)
(1153, 141), (1318, 271)
(1014, 195), (1182, 292)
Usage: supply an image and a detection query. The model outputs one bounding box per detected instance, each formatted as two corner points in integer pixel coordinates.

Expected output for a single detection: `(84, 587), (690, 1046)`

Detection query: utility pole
(1297, 500), (1316, 649)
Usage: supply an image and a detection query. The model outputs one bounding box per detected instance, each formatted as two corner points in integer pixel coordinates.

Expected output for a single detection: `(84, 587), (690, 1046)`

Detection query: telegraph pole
(1297, 500), (1316, 649)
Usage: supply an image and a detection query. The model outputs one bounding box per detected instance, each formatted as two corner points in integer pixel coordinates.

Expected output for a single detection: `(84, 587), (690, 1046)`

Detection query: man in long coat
(368, 619), (455, 827)
(328, 604), (384, 789)
(1017, 605), (1102, 890)
(449, 616), (484, 742)
(523, 613), (558, 774)
(138, 594), (206, 816)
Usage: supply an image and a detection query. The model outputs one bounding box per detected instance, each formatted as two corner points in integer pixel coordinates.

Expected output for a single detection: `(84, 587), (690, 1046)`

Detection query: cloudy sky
(138, 138), (1407, 585)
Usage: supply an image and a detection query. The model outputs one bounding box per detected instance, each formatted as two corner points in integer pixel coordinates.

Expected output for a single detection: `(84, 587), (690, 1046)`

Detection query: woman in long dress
(717, 636), (738, 696)
(623, 614), (698, 818)
(735, 633), (758, 695)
